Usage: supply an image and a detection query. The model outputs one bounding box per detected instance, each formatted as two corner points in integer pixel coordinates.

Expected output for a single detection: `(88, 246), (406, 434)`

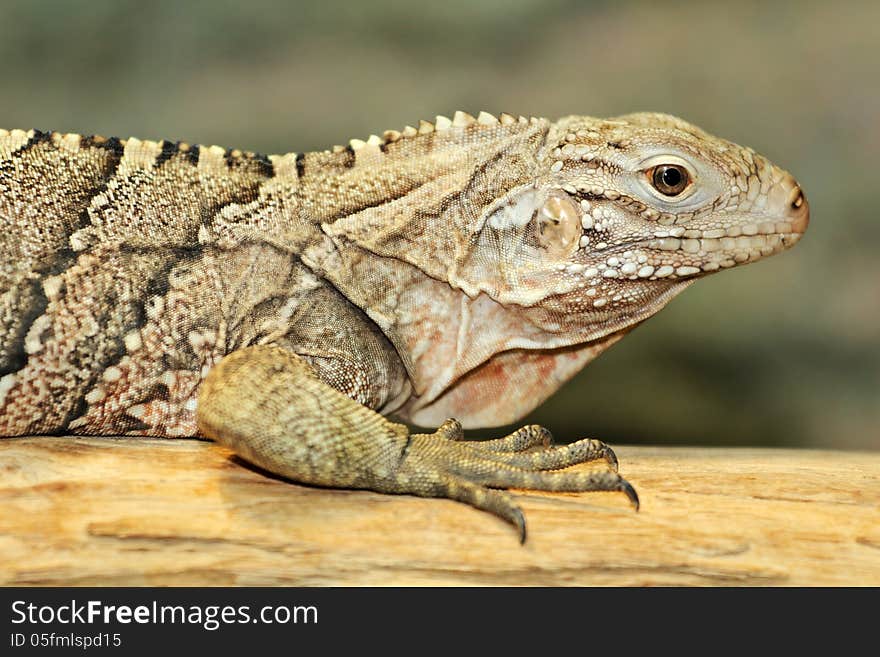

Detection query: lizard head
(460, 112), (808, 340)
(327, 111), (808, 427)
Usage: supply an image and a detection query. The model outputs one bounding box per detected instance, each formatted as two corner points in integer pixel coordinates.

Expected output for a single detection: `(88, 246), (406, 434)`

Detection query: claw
(621, 480), (640, 511)
(603, 445), (619, 472)
(435, 418), (464, 440)
(513, 506), (527, 544)
(536, 426), (553, 448)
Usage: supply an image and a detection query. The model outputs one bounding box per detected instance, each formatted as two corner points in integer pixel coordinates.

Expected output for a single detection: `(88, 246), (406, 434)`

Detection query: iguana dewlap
(0, 112), (808, 541)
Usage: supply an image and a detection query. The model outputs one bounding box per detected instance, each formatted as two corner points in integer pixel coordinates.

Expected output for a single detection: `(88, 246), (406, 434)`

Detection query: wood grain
(1, 437), (878, 586)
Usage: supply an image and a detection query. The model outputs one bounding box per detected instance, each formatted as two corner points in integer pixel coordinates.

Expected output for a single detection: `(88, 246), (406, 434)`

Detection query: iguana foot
(396, 419), (638, 543)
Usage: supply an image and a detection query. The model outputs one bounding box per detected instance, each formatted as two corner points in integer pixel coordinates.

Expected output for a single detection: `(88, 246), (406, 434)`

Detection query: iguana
(0, 111), (808, 541)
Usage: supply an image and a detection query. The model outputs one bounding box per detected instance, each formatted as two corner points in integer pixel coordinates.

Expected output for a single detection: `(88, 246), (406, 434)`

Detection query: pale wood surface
(1, 437), (878, 586)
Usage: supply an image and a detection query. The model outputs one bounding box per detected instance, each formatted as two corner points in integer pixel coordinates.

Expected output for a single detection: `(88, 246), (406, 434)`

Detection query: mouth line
(630, 230), (803, 254)
(571, 231), (804, 281)
(592, 213), (805, 252)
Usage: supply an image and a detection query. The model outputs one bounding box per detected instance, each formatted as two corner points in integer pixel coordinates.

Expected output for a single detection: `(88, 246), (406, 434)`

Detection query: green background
(1, 0), (876, 450)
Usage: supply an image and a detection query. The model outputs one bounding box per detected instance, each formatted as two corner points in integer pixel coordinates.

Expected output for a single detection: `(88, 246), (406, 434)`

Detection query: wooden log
(1, 437), (878, 586)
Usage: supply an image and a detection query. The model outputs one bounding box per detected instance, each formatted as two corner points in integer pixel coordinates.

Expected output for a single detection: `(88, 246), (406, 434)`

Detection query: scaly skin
(0, 111), (808, 540)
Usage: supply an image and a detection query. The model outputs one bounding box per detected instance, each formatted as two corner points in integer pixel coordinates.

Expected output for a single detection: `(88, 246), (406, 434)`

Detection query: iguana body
(0, 112), (808, 540)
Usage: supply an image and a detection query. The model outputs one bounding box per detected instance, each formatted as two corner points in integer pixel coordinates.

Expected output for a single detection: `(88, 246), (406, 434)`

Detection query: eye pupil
(662, 167), (681, 187)
(651, 164), (689, 196)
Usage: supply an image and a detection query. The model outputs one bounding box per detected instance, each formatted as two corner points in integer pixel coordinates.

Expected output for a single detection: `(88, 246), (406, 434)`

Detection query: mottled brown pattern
(0, 129), (279, 436)
(0, 112), (808, 539)
(0, 132), (122, 377)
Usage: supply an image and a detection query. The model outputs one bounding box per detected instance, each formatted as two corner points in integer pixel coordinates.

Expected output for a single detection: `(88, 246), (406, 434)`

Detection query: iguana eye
(649, 164), (690, 196)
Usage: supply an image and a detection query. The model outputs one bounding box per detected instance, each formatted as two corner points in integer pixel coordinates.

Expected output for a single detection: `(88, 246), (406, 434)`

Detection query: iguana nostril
(786, 184), (809, 233)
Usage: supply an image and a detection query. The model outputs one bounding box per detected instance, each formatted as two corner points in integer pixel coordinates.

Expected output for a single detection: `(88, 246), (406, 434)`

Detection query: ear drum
(534, 192), (581, 258)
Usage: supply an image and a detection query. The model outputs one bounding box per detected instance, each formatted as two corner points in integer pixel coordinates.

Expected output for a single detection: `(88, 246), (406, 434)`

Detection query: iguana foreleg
(197, 346), (637, 542)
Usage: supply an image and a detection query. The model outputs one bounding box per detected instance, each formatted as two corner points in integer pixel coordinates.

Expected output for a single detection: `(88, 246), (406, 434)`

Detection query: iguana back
(1, 130), (278, 435)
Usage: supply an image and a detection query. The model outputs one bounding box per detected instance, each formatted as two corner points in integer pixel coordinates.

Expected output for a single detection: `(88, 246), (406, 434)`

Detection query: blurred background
(0, 0), (876, 450)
